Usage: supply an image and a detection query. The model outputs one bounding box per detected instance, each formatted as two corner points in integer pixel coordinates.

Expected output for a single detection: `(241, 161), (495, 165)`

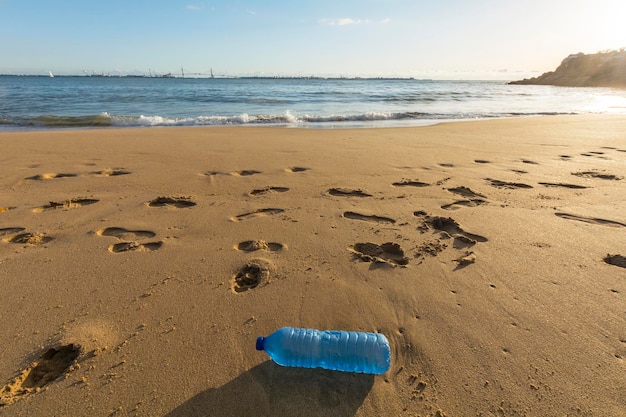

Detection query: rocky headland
(510, 49), (626, 88)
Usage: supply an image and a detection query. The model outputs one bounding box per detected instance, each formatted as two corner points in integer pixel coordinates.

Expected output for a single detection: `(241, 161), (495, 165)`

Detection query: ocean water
(1, 76), (626, 131)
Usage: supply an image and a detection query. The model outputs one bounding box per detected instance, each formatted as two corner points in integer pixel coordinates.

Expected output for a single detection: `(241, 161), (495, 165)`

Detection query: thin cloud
(246, 9), (257, 15)
(186, 4), (203, 11)
(319, 18), (390, 26)
(319, 18), (371, 26)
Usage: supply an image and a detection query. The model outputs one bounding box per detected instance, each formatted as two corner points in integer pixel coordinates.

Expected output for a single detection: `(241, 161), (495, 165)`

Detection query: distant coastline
(0, 73), (421, 81)
(510, 49), (626, 88)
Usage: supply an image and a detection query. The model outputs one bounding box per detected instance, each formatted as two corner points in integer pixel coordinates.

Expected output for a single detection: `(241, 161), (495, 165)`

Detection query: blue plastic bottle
(256, 327), (391, 374)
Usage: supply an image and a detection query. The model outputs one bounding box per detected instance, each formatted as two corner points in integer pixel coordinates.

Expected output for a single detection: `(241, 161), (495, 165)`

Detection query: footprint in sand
(425, 216), (488, 243)
(33, 198), (99, 213)
(202, 171), (226, 184)
(0, 227), (26, 237)
(231, 259), (271, 293)
(485, 178), (533, 189)
(580, 152), (609, 159)
(0, 207), (15, 213)
(438, 163), (455, 168)
(0, 344), (80, 406)
(474, 160), (490, 164)
(285, 167), (309, 173)
(236, 240), (285, 252)
(572, 171), (623, 181)
(538, 182), (588, 189)
(90, 169), (130, 177)
(231, 170), (262, 177)
(2, 232), (53, 245)
(231, 208), (285, 222)
(443, 187), (488, 210)
(441, 199), (487, 210)
(327, 188), (372, 197)
(447, 186), (487, 199)
(349, 242), (409, 266)
(604, 254), (626, 269)
(521, 159), (539, 165)
(392, 179), (429, 188)
(147, 196), (197, 208)
(96, 227), (162, 253)
(96, 227), (157, 239)
(342, 211), (396, 224)
(412, 212), (487, 266)
(26, 173), (78, 180)
(414, 212), (487, 249)
(108, 241), (163, 253)
(555, 213), (626, 228)
(249, 186), (289, 196)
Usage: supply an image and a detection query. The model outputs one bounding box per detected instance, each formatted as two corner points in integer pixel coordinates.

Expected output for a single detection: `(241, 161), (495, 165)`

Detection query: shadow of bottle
(164, 361), (375, 417)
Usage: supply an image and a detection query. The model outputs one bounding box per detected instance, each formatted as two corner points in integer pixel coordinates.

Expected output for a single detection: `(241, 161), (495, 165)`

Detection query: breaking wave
(0, 110), (578, 130)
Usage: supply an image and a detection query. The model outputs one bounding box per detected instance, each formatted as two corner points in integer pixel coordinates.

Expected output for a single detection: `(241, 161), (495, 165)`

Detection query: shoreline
(0, 113), (607, 134)
(0, 116), (487, 133)
(1, 114), (625, 416)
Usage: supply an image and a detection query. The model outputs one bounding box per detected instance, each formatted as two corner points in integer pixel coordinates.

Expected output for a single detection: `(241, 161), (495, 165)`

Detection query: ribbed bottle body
(260, 327), (390, 374)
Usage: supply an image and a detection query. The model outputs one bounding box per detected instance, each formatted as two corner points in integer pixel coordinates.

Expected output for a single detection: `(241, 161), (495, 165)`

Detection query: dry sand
(0, 115), (625, 416)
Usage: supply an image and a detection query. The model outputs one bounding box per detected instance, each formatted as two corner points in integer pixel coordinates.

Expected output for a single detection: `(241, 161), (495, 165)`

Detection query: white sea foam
(102, 110), (569, 128)
(106, 111), (404, 127)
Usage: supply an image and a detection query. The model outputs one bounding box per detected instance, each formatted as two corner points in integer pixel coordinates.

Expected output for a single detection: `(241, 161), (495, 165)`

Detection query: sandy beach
(1, 115), (625, 416)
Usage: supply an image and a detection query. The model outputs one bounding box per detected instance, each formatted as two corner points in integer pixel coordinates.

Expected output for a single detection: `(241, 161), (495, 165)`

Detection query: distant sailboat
(48, 70), (54, 78)
(210, 68), (214, 79)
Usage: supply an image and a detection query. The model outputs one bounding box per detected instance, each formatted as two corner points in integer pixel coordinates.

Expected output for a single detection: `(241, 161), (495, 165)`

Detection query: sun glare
(585, 92), (626, 113)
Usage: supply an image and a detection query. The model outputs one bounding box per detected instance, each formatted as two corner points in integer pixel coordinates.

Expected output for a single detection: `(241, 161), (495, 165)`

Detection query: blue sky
(1, 0), (624, 79)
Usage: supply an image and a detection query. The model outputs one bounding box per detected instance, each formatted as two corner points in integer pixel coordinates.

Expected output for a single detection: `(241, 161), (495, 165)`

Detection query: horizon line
(0, 73), (527, 82)
(0, 68), (541, 81)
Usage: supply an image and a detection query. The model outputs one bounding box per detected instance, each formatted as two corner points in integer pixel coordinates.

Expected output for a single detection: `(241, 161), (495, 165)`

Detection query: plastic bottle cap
(256, 336), (265, 351)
